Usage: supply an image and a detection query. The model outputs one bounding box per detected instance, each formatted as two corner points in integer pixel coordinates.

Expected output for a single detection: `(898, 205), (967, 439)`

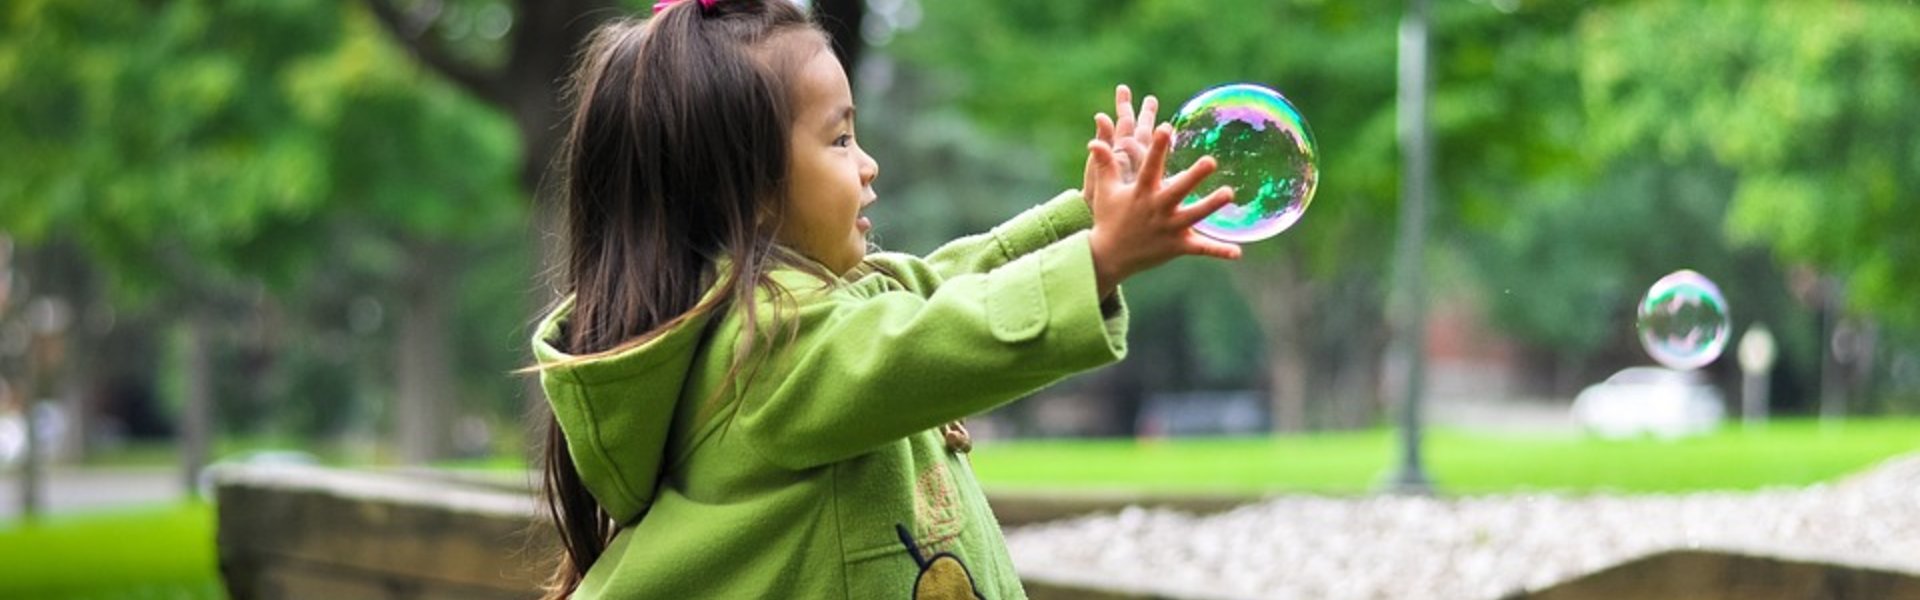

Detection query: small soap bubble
(1638, 270), (1731, 370)
(1167, 83), (1320, 243)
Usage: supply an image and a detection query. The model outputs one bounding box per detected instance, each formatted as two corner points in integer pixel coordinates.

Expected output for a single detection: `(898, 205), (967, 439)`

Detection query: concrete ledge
(1509, 549), (1920, 600)
(212, 464), (552, 600)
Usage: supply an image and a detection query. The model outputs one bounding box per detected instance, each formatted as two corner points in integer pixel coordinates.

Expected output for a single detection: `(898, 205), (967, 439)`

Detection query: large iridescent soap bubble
(1637, 270), (1731, 371)
(1167, 83), (1320, 243)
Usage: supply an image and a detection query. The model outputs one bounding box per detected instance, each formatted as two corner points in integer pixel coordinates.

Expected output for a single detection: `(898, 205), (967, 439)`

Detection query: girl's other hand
(1085, 124), (1241, 299)
(1083, 84), (1159, 197)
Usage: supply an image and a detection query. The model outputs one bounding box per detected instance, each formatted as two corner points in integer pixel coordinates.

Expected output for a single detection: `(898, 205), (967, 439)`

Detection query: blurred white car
(1571, 367), (1725, 439)
(0, 403), (67, 467)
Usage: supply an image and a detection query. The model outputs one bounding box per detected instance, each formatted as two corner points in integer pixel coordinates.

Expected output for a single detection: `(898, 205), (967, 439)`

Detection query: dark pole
(1384, 0), (1435, 495)
(181, 316), (212, 497)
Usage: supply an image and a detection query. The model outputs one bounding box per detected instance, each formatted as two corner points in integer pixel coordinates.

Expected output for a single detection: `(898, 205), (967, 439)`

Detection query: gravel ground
(1005, 456), (1920, 600)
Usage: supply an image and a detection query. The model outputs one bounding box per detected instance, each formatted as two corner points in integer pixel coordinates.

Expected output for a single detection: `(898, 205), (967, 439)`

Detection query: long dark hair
(534, 1), (823, 597)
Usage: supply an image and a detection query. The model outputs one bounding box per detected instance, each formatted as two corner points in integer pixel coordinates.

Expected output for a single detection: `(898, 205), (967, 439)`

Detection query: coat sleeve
(734, 231), (1126, 469)
(870, 190), (1092, 294)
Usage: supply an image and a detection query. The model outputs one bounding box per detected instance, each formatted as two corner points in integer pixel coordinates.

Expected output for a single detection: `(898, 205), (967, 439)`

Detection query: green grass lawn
(969, 418), (1920, 495)
(0, 502), (222, 600)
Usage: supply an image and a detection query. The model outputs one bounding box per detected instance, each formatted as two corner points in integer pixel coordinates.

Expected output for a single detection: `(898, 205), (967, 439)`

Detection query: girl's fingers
(1095, 113), (1116, 145)
(1160, 155), (1217, 200)
(1139, 124), (1174, 189)
(1116, 85), (1136, 137)
(1102, 113), (1138, 176)
(1186, 235), (1244, 261)
(1175, 186), (1236, 225)
(1137, 95), (1159, 145)
(1120, 137), (1149, 170)
(1086, 140), (1120, 186)
(1090, 139), (1118, 166)
(1083, 140), (1101, 195)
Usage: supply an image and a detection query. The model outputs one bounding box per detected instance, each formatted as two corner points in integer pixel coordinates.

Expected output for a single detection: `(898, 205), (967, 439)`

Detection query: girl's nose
(858, 147), (879, 186)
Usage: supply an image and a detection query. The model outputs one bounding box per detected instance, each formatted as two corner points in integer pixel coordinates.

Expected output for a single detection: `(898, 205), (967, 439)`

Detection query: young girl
(530, 1), (1239, 598)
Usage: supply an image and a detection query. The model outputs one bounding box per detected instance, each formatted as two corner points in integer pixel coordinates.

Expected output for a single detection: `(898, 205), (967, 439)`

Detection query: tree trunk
(502, 0), (614, 191)
(1332, 319), (1386, 429)
(18, 354), (42, 519)
(396, 241), (456, 465)
(1236, 256), (1312, 433)
(1267, 337), (1309, 433)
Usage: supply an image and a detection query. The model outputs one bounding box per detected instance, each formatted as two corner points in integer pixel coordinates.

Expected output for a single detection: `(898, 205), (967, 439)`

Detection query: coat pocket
(984, 255), (1047, 343)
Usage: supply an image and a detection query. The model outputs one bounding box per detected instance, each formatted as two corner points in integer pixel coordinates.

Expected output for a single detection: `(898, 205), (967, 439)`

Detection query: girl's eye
(833, 134), (853, 148)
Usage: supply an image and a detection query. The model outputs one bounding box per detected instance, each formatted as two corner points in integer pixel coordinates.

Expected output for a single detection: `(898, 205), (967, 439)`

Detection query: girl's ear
(760, 192), (787, 222)
(753, 200), (785, 241)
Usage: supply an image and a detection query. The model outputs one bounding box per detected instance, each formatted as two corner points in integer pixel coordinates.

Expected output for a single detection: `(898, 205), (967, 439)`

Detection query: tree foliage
(1577, 0), (1920, 328)
(0, 0), (529, 458)
(0, 0), (521, 301)
(3, 0), (335, 298)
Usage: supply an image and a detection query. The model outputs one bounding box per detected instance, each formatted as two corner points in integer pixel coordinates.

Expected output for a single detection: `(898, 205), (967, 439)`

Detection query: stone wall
(213, 464), (552, 600)
(214, 464), (1920, 600)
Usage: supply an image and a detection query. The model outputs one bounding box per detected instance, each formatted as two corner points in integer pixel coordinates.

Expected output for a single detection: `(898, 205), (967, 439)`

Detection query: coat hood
(531, 295), (718, 525)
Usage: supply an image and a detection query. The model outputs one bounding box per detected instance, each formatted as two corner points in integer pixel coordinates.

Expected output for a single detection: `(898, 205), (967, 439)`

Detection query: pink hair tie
(653, 0), (717, 14)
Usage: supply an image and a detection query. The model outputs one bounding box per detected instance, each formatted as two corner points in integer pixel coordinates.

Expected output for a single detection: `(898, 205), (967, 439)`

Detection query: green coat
(533, 190), (1128, 599)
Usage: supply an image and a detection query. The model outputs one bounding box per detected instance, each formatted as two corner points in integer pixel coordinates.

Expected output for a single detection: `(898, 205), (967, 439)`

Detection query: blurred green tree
(1577, 0), (1920, 329)
(0, 0), (523, 465)
(1564, 0), (1920, 411)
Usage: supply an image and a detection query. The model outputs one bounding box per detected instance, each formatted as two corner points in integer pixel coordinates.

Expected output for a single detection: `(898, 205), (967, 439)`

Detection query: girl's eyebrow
(819, 105), (855, 135)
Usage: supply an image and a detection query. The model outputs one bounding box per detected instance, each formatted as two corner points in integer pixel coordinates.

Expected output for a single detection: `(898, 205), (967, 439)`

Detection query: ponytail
(538, 415), (612, 600)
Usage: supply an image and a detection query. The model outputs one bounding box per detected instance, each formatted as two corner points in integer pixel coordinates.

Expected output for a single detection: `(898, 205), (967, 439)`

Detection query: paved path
(0, 466), (185, 519)
(1428, 395), (1580, 434)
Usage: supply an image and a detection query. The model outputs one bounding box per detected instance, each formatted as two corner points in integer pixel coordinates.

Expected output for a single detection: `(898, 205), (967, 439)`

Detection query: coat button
(940, 421), (972, 454)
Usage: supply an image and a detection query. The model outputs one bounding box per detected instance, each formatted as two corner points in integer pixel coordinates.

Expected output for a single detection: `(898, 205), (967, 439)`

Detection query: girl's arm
(877, 189), (1093, 284)
(736, 231), (1123, 469)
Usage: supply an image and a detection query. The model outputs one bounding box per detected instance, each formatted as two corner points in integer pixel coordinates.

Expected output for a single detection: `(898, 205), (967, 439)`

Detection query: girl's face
(778, 41), (878, 275)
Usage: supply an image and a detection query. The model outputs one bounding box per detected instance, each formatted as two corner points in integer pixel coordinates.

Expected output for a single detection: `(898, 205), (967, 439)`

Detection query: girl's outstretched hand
(1085, 123), (1242, 299)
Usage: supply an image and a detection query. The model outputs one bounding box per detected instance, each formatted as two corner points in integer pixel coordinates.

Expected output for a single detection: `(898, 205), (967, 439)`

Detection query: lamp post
(1383, 0), (1436, 495)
